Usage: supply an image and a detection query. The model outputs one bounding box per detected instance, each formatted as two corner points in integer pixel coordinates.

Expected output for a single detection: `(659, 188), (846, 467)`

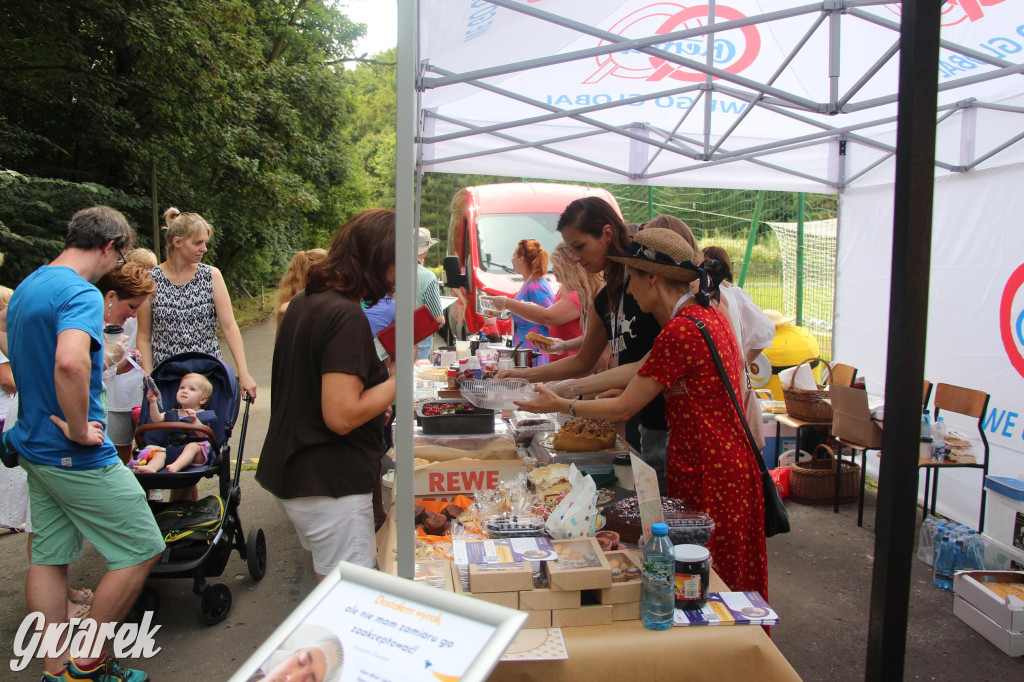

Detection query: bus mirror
(443, 255), (467, 289)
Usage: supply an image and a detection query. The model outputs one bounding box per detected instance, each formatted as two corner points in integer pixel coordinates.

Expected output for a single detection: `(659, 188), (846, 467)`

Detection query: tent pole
(865, 1), (942, 678)
(739, 190), (764, 288)
(394, 0), (419, 580)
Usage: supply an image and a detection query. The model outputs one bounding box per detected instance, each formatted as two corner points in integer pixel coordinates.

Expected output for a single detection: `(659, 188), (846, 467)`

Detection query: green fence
(531, 183), (839, 359)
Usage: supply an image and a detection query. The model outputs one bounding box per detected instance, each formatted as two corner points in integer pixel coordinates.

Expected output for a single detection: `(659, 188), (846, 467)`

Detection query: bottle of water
(931, 417), (947, 462)
(963, 529), (985, 571)
(932, 522), (947, 568)
(934, 527), (955, 591)
(921, 410), (932, 442)
(918, 516), (938, 566)
(641, 522), (675, 630)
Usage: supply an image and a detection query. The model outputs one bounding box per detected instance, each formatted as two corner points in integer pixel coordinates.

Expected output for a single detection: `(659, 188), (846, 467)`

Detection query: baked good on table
(422, 511), (448, 535)
(528, 463), (572, 508)
(603, 495), (690, 544)
(414, 504), (426, 525)
(442, 504), (464, 520)
(552, 418), (617, 452)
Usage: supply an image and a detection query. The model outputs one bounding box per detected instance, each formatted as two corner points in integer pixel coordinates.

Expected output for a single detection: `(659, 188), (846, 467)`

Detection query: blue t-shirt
(7, 266), (119, 469)
(362, 296), (396, 338)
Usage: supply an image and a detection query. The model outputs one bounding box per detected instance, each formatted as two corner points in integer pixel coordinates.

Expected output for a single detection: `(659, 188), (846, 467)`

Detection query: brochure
(453, 537), (557, 564)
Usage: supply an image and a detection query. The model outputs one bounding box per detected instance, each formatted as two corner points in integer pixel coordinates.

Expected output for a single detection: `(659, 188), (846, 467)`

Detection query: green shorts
(21, 457), (165, 570)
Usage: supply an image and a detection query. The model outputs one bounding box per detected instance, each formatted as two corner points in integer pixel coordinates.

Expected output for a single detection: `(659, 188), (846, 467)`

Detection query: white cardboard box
(953, 595), (1024, 657)
(952, 570), (1024, 633)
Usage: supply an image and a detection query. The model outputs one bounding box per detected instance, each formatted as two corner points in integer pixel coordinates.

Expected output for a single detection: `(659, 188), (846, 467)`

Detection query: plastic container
(102, 324), (123, 346)
(485, 514), (546, 538)
(934, 526), (955, 591)
(917, 516), (938, 566)
(458, 377), (537, 410)
(982, 475), (1024, 549)
(673, 544), (711, 610)
(613, 453), (634, 490)
(416, 400), (495, 435)
(641, 522), (675, 630)
(663, 511), (716, 547)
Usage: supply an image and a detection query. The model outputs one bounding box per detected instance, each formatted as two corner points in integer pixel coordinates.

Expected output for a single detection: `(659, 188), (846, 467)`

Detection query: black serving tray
(415, 400), (496, 435)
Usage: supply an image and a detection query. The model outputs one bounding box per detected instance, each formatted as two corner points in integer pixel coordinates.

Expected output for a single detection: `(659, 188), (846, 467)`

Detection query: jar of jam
(673, 544), (710, 610)
(446, 365), (459, 391)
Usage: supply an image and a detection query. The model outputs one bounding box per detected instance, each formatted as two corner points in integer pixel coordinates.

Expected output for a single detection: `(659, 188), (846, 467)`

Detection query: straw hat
(417, 227), (439, 255)
(606, 227), (699, 282)
(764, 309), (795, 326)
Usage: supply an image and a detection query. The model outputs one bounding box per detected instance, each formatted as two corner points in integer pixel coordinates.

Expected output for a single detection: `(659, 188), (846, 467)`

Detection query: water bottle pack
(932, 522), (985, 591)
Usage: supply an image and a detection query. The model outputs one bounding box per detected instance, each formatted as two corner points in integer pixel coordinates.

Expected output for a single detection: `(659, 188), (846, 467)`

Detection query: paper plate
(748, 352), (772, 388)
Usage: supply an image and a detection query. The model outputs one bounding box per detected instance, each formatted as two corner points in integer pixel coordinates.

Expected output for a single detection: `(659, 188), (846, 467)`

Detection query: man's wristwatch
(568, 397), (580, 418)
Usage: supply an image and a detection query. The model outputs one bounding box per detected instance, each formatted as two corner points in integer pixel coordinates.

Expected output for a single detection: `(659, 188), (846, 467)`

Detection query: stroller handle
(134, 422), (218, 448)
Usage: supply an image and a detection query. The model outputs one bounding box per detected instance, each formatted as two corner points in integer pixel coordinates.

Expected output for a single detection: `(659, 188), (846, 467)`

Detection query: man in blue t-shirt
(3, 206), (164, 682)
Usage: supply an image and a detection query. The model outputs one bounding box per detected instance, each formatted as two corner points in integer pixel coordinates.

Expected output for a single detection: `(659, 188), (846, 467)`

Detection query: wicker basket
(782, 357), (834, 422)
(789, 444), (861, 505)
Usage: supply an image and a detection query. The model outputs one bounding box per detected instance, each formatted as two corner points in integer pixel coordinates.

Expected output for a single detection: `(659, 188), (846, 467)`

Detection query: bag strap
(680, 314), (771, 475)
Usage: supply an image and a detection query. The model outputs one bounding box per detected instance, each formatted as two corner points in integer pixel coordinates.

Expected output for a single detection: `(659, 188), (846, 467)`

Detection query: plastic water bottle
(921, 410), (932, 442)
(932, 522), (947, 568)
(962, 530), (985, 571)
(918, 516), (938, 566)
(934, 527), (955, 591)
(931, 417), (947, 462)
(641, 522), (675, 630)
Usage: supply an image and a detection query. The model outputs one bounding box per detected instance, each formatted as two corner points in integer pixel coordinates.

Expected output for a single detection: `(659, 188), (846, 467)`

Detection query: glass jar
(673, 544), (711, 610)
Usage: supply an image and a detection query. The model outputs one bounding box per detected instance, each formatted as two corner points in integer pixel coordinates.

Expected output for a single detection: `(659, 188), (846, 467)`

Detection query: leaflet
(674, 591), (779, 626)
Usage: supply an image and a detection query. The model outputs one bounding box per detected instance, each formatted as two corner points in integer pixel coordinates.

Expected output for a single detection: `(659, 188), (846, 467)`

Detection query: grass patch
(232, 287), (276, 329)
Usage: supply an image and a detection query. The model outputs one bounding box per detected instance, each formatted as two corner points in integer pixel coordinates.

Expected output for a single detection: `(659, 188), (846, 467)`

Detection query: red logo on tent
(584, 3), (760, 84)
(999, 263), (1024, 379)
(885, 0), (1008, 26)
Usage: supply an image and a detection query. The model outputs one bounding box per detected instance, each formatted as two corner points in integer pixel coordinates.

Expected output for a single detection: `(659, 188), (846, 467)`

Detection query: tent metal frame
(394, 1), (1022, 679)
(416, 0), (1024, 191)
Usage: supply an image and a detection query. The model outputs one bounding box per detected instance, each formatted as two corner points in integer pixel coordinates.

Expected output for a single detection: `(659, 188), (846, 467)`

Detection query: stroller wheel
(246, 528), (267, 581)
(197, 583), (232, 625)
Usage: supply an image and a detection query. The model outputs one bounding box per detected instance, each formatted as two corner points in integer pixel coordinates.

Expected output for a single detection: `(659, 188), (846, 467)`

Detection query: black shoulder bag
(681, 315), (790, 537)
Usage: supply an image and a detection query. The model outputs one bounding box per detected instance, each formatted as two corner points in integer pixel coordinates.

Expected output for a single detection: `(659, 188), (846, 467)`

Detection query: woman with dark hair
(498, 197), (671, 488)
(256, 209), (396, 579)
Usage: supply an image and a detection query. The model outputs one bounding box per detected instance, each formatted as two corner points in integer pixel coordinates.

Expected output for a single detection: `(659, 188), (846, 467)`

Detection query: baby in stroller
(133, 372), (217, 473)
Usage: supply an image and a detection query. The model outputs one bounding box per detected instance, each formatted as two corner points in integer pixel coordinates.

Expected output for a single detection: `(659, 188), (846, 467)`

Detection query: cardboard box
(520, 609), (552, 628)
(469, 561), (534, 593)
(518, 587), (581, 611)
(830, 385), (883, 449)
(547, 538), (613, 592)
(452, 564), (519, 608)
(551, 604), (614, 627)
(953, 596), (1024, 657)
(953, 571), (1024, 632)
(413, 459), (526, 500)
(598, 551), (643, 604)
(611, 600), (641, 621)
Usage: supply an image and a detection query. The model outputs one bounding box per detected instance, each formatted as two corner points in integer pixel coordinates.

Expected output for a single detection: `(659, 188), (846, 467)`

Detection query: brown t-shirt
(256, 289), (389, 499)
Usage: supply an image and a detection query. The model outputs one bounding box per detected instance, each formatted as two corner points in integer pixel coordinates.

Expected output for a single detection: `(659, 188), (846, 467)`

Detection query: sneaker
(64, 655), (149, 682)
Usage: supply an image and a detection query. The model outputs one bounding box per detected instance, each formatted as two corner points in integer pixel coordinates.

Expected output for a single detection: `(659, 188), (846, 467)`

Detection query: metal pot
(514, 348), (539, 368)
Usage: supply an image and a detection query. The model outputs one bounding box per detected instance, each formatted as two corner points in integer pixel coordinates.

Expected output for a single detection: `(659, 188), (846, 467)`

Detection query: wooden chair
(919, 383), (990, 531)
(830, 383), (876, 527)
(922, 380), (933, 410)
(830, 362), (857, 391)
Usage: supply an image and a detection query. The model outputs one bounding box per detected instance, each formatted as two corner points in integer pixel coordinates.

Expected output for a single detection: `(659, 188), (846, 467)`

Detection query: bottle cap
(651, 522), (668, 536)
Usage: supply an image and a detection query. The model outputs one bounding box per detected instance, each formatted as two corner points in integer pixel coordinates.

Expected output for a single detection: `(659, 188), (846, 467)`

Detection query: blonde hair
(0, 285), (13, 311)
(550, 242), (603, 327)
(182, 372), (214, 407)
(125, 247), (158, 270)
(274, 248), (328, 327)
(162, 207), (213, 254)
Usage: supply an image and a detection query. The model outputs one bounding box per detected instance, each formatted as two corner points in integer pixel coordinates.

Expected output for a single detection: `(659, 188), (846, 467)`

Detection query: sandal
(67, 600), (91, 620)
(68, 587), (94, 605)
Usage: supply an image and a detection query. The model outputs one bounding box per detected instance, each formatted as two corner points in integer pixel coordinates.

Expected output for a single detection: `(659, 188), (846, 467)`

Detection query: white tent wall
(836, 161), (1024, 526)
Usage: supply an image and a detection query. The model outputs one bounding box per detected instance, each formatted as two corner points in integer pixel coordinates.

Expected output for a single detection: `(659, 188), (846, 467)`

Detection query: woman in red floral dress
(520, 227), (767, 599)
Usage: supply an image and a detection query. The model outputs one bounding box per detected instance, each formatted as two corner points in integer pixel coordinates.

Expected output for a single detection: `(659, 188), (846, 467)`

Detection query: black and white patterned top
(149, 263), (221, 366)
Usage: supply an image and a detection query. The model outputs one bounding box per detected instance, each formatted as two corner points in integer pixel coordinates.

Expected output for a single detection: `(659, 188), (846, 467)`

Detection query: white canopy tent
(392, 0), (1024, 674)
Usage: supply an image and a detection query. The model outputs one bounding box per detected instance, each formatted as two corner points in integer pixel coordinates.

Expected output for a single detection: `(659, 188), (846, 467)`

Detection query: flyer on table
(240, 577), (500, 681)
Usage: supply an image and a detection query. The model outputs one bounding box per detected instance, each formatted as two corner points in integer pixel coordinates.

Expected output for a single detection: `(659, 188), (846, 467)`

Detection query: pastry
(551, 418), (617, 452)
(442, 504), (464, 520)
(422, 512), (448, 535)
(414, 504), (426, 525)
(528, 463), (573, 508)
(526, 331), (555, 346)
(603, 496), (690, 544)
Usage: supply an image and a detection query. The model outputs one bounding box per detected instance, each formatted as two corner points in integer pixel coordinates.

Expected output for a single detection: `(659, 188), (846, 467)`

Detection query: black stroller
(130, 351), (266, 625)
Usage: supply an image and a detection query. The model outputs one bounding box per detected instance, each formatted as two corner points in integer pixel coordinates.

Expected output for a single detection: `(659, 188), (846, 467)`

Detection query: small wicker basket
(788, 444), (861, 505)
(782, 357), (834, 422)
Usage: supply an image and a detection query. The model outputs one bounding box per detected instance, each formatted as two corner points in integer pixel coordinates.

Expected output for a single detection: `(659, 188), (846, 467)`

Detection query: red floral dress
(637, 304), (768, 599)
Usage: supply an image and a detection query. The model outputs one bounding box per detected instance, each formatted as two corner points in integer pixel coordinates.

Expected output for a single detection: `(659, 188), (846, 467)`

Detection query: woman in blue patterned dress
(137, 208), (257, 402)
(507, 239), (555, 365)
